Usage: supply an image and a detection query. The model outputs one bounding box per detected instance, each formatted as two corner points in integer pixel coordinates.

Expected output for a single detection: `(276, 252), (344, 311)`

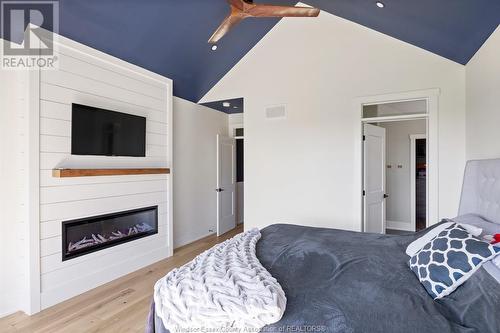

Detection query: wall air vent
(265, 105), (286, 120)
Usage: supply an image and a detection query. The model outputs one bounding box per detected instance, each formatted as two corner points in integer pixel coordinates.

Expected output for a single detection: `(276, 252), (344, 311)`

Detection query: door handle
(215, 188), (224, 192)
(384, 194), (389, 199)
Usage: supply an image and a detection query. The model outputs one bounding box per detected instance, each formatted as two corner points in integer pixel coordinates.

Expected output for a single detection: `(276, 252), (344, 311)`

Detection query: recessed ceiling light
(376, 1), (385, 8)
(222, 101), (231, 107)
(233, 106), (238, 109)
(211, 45), (218, 51)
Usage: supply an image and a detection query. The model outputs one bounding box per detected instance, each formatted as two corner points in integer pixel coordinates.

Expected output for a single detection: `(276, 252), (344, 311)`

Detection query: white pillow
(406, 222), (483, 256)
(494, 247), (500, 267)
(452, 214), (500, 236)
(460, 223), (483, 237)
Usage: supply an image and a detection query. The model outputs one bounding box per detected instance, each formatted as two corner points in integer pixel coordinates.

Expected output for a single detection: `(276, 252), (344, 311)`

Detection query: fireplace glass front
(62, 206), (158, 261)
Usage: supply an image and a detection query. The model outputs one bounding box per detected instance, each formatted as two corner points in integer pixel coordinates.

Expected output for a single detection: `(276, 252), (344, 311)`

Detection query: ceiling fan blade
(208, 13), (244, 44)
(247, 4), (320, 17)
(228, 0), (246, 10)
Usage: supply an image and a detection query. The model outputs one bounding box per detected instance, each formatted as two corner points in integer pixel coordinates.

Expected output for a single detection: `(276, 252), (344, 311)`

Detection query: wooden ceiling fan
(208, 0), (320, 44)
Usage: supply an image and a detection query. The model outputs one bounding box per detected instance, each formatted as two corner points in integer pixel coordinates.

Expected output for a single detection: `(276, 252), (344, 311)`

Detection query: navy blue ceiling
(201, 98), (244, 114)
(54, 0), (284, 103)
(305, 0), (500, 66)
(3, 1), (499, 102)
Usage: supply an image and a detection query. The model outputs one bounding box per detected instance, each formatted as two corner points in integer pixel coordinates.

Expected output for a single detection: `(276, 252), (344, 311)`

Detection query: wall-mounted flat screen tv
(71, 103), (146, 157)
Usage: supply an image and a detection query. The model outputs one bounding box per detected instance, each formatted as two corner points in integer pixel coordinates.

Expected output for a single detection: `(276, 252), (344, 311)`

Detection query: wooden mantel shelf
(52, 168), (170, 178)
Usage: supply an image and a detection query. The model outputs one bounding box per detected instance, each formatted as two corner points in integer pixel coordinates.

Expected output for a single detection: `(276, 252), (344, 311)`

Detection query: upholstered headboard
(459, 159), (500, 225)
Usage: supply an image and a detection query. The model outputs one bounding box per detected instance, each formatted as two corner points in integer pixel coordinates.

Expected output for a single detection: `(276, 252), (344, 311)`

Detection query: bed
(146, 159), (500, 333)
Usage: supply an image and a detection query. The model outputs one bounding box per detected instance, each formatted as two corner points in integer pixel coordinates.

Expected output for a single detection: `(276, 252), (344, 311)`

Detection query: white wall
(466, 26), (500, 160)
(201, 7), (466, 231)
(0, 67), (27, 317)
(380, 120), (426, 230)
(173, 97), (228, 248)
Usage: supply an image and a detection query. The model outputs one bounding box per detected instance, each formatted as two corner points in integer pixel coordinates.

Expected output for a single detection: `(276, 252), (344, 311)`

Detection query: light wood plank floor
(0, 225), (243, 333)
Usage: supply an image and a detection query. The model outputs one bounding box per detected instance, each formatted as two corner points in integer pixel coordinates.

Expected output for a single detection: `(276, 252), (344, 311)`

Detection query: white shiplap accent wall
(0, 60), (29, 317)
(33, 36), (173, 310)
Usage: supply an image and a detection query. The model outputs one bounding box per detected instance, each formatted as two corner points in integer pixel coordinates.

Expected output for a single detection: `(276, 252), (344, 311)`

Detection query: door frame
(355, 88), (439, 232)
(410, 134), (427, 232)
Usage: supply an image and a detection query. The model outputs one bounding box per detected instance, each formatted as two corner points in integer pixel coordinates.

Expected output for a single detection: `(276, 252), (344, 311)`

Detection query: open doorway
(235, 128), (244, 227)
(411, 135), (427, 232)
(362, 100), (428, 234)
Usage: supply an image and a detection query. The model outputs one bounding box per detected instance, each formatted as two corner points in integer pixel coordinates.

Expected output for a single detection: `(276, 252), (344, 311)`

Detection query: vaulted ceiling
(9, 0), (500, 102)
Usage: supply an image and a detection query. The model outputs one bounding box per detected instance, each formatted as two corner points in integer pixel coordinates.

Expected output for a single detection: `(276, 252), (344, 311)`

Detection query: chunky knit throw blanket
(153, 228), (286, 332)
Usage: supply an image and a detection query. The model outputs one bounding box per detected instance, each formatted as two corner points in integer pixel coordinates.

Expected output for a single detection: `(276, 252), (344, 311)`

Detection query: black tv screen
(71, 104), (146, 157)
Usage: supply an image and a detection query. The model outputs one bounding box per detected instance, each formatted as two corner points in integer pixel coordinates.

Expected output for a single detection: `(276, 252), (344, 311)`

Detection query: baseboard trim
(386, 220), (414, 232)
(174, 232), (216, 252)
(174, 224), (244, 251)
(0, 309), (21, 319)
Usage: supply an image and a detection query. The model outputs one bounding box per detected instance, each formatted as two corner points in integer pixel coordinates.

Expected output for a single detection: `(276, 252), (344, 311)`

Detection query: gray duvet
(147, 223), (500, 333)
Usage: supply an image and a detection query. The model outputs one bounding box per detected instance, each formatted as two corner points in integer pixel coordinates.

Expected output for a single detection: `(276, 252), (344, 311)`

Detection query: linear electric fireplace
(62, 206), (158, 261)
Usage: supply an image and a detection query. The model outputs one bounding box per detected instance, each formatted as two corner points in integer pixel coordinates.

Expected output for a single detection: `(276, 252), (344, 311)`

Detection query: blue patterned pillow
(409, 223), (500, 299)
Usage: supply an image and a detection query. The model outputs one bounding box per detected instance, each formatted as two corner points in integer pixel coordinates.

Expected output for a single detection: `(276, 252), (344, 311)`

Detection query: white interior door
(217, 135), (236, 236)
(363, 123), (386, 234)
